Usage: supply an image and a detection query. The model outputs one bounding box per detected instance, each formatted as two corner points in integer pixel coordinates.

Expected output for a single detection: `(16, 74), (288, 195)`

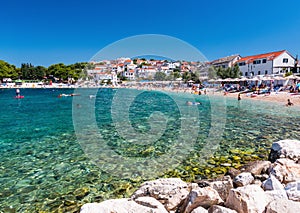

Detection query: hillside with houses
(1, 50), (300, 87)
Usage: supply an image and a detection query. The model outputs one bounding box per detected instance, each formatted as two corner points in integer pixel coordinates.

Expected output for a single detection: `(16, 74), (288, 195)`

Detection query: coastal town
(1, 49), (299, 89)
(86, 49), (300, 85)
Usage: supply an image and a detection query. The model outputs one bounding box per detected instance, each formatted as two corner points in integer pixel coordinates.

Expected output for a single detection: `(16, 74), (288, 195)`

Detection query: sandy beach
(218, 90), (300, 106)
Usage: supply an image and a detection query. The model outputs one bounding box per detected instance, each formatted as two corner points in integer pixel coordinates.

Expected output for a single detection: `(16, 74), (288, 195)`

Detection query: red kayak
(15, 96), (24, 99)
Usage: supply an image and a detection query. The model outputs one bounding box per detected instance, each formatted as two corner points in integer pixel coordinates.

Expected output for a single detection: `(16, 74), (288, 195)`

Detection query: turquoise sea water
(0, 88), (300, 212)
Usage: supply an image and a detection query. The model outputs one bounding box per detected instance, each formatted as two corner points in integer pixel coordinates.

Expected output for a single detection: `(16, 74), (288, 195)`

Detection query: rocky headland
(80, 139), (300, 213)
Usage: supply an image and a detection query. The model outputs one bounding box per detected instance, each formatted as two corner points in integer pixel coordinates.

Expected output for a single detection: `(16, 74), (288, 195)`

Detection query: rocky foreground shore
(80, 139), (300, 213)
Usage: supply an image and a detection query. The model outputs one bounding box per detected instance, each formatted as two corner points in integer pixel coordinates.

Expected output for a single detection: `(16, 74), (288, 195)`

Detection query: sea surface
(0, 88), (299, 212)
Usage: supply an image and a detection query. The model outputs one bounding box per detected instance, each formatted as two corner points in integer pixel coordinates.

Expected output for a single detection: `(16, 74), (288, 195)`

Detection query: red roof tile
(237, 50), (286, 64)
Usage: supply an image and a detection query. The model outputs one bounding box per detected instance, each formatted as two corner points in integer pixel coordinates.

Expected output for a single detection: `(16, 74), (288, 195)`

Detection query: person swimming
(186, 101), (201, 106)
(286, 99), (294, 106)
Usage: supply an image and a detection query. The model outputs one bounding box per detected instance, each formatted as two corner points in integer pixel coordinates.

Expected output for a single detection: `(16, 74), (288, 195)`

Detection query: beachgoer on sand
(238, 93), (241, 101)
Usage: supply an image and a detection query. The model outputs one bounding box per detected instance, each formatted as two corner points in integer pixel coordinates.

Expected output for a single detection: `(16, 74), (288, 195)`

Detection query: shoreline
(3, 84), (300, 106)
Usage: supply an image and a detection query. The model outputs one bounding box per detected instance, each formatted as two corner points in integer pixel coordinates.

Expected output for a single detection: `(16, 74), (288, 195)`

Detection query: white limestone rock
(270, 158), (300, 184)
(80, 197), (168, 213)
(225, 184), (268, 213)
(184, 186), (223, 213)
(265, 198), (300, 213)
(269, 139), (300, 163)
(285, 181), (300, 201)
(262, 174), (285, 191)
(209, 176), (233, 202)
(242, 160), (271, 175)
(208, 205), (237, 213)
(191, 206), (208, 213)
(233, 172), (254, 187)
(131, 178), (189, 212)
(265, 190), (288, 204)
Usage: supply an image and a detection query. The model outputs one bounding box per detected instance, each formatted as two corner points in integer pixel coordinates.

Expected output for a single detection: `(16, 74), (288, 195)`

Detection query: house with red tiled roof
(237, 50), (297, 77)
(210, 54), (241, 69)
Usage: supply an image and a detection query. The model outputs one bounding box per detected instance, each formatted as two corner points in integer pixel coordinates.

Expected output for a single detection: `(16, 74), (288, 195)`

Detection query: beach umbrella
(273, 76), (285, 80)
(208, 79), (215, 82)
(285, 75), (296, 80)
(249, 76), (260, 81)
(261, 76), (272, 81)
(224, 78), (234, 82)
(238, 77), (248, 81)
(232, 78), (240, 82)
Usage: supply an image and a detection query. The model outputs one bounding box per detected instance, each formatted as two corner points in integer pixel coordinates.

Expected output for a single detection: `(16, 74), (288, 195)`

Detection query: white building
(237, 50), (298, 77)
(210, 54), (241, 68)
(123, 69), (136, 80)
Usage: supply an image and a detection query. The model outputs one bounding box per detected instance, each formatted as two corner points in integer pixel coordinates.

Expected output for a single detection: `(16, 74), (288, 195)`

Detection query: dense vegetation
(215, 64), (242, 79)
(0, 60), (89, 82)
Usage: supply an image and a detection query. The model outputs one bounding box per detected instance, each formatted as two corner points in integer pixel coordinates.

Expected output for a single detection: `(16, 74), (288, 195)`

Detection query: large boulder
(285, 181), (300, 201)
(265, 198), (300, 213)
(131, 178), (189, 212)
(209, 176), (233, 202)
(242, 160), (271, 175)
(80, 197), (168, 213)
(225, 168), (241, 179)
(262, 174), (285, 191)
(184, 185), (224, 213)
(265, 190), (288, 203)
(225, 184), (268, 213)
(208, 205), (237, 213)
(233, 172), (254, 187)
(191, 206), (208, 213)
(269, 139), (300, 163)
(270, 158), (300, 184)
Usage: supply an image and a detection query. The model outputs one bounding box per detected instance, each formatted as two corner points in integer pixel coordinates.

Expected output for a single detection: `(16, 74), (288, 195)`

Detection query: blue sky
(1, 0), (300, 67)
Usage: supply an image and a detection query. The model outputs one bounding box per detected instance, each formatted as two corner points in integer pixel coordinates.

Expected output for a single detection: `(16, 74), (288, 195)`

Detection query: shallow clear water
(0, 88), (299, 212)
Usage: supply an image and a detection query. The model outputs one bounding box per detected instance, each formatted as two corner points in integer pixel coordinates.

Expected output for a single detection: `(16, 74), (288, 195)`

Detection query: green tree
(154, 71), (166, 81)
(0, 60), (18, 80)
(216, 64), (241, 79)
(207, 66), (217, 79)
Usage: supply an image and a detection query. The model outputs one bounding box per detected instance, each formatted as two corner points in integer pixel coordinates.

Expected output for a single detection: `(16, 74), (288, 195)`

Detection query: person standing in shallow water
(286, 99), (293, 106)
(238, 93), (241, 101)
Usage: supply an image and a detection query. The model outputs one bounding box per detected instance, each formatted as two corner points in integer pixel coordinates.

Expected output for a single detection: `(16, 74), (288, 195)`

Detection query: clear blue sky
(1, 0), (300, 67)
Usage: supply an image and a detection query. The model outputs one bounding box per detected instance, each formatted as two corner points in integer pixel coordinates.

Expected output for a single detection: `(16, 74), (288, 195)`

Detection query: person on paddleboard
(16, 88), (20, 97)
